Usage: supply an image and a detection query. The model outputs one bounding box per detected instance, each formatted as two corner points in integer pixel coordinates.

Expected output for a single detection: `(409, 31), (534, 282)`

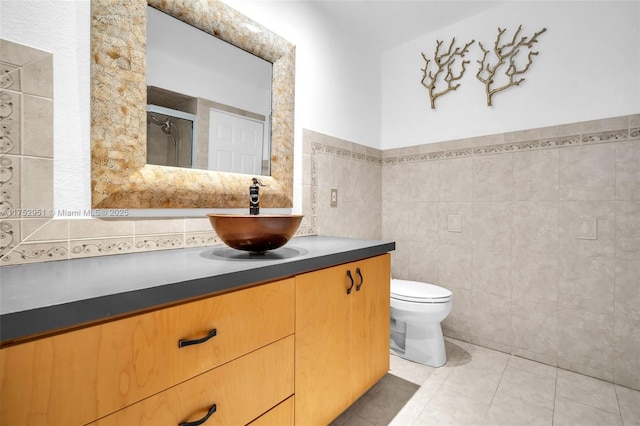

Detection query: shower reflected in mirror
(146, 106), (195, 168)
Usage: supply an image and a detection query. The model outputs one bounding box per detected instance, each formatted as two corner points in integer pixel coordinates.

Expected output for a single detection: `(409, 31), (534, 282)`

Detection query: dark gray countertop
(0, 235), (395, 343)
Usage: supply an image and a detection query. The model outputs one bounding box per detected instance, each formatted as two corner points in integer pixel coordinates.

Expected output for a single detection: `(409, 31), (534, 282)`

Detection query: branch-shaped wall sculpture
(421, 38), (475, 109)
(476, 25), (547, 106)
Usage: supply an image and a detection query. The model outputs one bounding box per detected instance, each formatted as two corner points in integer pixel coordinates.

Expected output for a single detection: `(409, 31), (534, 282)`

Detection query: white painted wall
(0, 0), (91, 213)
(381, 1), (640, 149)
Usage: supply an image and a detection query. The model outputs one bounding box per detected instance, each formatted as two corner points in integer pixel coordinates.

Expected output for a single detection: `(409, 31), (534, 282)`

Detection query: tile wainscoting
(381, 114), (640, 391)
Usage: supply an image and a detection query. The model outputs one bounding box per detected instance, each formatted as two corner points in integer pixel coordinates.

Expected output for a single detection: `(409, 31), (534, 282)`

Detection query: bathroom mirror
(91, 0), (295, 209)
(146, 6), (273, 175)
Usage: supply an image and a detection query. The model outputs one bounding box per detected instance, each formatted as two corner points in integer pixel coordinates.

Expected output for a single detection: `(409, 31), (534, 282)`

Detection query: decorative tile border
(382, 117), (638, 165)
(311, 142), (382, 165)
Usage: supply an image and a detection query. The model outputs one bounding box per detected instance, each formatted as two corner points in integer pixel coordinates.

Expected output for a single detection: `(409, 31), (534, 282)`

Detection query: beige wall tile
(0, 219), (20, 260)
(511, 298), (558, 363)
(404, 241), (439, 284)
(1, 154), (21, 216)
(346, 160), (381, 202)
(472, 154), (513, 202)
(581, 116), (629, 134)
(539, 122), (581, 139)
(472, 246), (511, 297)
(557, 308), (614, 379)
(0, 89), (21, 155)
(503, 127), (541, 144)
(316, 153), (349, 204)
(469, 291), (511, 347)
(69, 218), (135, 239)
(559, 144), (616, 201)
(0, 64), (21, 92)
(558, 253), (614, 314)
(614, 314), (640, 391)
(134, 218), (184, 235)
(512, 201), (558, 254)
(22, 94), (53, 158)
(383, 200), (414, 242)
(442, 288), (473, 341)
(438, 244), (472, 290)
(513, 148), (559, 201)
(21, 55), (53, 98)
(615, 258), (640, 321)
(20, 156), (52, 211)
(412, 202), (438, 243)
(472, 202), (512, 248)
(511, 248), (558, 303)
(184, 217), (213, 233)
(616, 201), (640, 260)
(616, 141), (640, 200)
(22, 218), (68, 242)
(389, 240), (412, 280)
(302, 153), (312, 186)
(438, 158), (472, 202)
(382, 162), (438, 203)
(0, 39), (49, 67)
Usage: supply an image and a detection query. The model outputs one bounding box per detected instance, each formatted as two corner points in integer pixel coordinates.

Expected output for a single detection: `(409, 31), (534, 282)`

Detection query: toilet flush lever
(346, 270), (355, 294)
(355, 268), (364, 291)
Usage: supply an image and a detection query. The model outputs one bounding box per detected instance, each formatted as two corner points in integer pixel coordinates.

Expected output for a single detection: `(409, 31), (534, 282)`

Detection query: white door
(208, 109), (264, 175)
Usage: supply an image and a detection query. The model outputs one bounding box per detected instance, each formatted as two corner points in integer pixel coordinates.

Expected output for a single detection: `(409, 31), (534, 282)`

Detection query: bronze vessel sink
(207, 214), (303, 252)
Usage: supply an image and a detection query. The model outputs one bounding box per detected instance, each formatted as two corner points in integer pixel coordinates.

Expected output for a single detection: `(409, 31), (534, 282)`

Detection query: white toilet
(390, 279), (453, 367)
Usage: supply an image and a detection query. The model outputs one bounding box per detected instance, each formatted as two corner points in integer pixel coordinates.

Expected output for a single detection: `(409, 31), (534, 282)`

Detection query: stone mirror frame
(91, 0), (295, 209)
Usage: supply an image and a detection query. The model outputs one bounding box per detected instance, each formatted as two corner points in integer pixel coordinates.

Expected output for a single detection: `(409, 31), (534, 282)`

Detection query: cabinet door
(350, 254), (391, 398)
(295, 254), (391, 426)
(295, 262), (354, 426)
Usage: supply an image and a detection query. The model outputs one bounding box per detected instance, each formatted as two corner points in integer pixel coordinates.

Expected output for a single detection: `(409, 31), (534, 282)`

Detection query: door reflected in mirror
(146, 6), (273, 176)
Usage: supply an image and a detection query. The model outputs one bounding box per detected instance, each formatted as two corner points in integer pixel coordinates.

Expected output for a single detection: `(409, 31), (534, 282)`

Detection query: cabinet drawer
(248, 396), (294, 426)
(0, 278), (294, 426)
(90, 335), (294, 426)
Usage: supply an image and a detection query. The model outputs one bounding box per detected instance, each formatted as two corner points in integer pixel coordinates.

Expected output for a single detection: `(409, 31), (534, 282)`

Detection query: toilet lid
(391, 279), (452, 303)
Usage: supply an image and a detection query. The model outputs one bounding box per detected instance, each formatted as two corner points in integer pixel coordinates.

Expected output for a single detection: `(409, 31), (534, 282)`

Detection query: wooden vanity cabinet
(0, 278), (295, 426)
(0, 252), (391, 426)
(294, 254), (391, 425)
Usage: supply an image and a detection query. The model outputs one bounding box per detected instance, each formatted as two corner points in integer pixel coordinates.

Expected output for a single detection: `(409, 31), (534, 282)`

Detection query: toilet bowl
(390, 279), (453, 367)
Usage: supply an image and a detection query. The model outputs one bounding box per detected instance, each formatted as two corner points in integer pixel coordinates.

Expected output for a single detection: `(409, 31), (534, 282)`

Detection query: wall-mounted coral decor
(476, 25), (547, 106)
(420, 38), (475, 109)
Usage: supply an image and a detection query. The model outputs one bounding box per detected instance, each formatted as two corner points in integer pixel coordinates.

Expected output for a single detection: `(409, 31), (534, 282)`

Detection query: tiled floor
(337, 337), (640, 426)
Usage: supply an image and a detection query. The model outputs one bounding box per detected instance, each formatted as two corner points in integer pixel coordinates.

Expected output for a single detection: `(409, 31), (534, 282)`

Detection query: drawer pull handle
(179, 404), (217, 426)
(178, 329), (217, 348)
(346, 270), (355, 294)
(355, 268), (364, 291)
